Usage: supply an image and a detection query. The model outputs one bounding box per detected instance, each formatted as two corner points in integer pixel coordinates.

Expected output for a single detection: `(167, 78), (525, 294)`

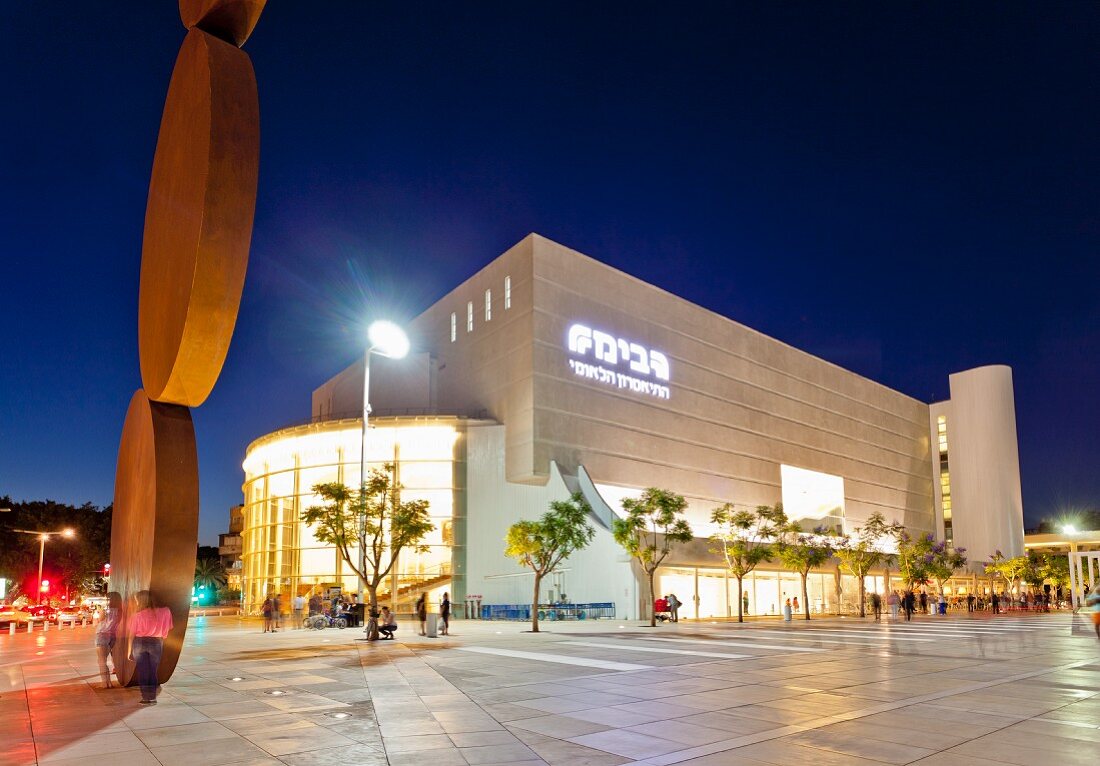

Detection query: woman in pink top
(128, 590), (173, 704)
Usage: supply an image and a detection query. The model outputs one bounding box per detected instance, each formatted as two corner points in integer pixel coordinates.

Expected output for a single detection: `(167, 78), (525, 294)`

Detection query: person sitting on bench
(379, 607), (398, 639)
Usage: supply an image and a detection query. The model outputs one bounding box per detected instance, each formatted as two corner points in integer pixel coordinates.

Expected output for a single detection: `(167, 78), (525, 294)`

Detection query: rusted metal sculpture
(109, 392), (199, 685)
(138, 27), (259, 407)
(110, 0), (265, 686)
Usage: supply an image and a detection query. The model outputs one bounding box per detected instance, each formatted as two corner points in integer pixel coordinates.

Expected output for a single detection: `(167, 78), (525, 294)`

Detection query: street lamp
(12, 528), (75, 604)
(358, 320), (409, 606)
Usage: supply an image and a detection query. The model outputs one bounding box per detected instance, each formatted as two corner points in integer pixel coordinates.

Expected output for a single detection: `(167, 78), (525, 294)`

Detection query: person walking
(742, 592), (750, 616)
(440, 592), (451, 635)
(870, 592), (882, 622)
(668, 593), (680, 623)
(888, 590), (900, 621)
(128, 590), (173, 705)
(991, 591), (1001, 614)
(416, 593), (428, 636)
(918, 590), (928, 615)
(94, 591), (122, 688)
(262, 596), (274, 632)
(966, 593), (975, 612)
(292, 593), (305, 629)
(938, 593), (947, 616)
(1084, 590), (1100, 639)
(903, 590), (915, 621)
(272, 594), (283, 631)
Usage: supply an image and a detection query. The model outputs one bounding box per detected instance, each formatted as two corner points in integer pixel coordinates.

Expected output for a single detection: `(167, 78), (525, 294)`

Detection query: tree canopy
(302, 464), (433, 639)
(0, 496), (112, 601)
(710, 503), (785, 622)
(505, 492), (596, 632)
(613, 487), (693, 626)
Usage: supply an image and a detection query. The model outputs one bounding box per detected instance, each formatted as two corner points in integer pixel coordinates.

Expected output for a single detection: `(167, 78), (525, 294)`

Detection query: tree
(895, 531), (934, 589)
(0, 497), (112, 601)
(505, 492), (596, 633)
(1039, 553), (1070, 590)
(834, 512), (893, 617)
(302, 464), (434, 640)
(194, 556), (227, 591)
(612, 488), (693, 627)
(711, 503), (785, 622)
(985, 550), (1035, 594)
(926, 541), (968, 595)
(775, 515), (834, 621)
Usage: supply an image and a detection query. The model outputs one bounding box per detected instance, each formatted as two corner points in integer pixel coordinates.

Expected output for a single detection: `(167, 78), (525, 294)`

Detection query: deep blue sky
(2, 3), (1097, 544)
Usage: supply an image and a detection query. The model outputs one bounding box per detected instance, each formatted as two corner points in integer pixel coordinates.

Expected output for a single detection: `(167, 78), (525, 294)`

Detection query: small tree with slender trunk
(775, 517), (833, 621)
(302, 464), (434, 640)
(926, 541), (968, 597)
(612, 488), (693, 627)
(505, 492), (596, 633)
(834, 512), (892, 617)
(710, 503), (785, 623)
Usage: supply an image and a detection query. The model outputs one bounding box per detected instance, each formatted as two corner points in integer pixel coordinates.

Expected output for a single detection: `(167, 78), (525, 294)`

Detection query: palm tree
(194, 557), (227, 591)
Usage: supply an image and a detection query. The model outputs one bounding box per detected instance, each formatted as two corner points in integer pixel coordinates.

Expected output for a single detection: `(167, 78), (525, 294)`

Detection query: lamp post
(12, 528), (75, 604)
(357, 320), (410, 607)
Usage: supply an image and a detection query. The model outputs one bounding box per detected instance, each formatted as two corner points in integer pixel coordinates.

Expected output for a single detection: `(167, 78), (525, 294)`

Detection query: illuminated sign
(566, 323), (671, 399)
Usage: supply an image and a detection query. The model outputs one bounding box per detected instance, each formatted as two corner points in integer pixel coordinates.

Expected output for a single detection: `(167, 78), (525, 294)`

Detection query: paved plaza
(1, 612), (1098, 766)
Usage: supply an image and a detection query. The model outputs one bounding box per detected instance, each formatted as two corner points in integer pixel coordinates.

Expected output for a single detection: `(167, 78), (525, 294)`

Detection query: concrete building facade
(244, 235), (1026, 618)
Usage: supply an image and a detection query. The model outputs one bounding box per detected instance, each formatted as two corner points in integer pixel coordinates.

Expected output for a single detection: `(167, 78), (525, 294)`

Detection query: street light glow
(368, 320), (409, 359)
(1062, 524), (1077, 534)
(62, 528), (75, 538)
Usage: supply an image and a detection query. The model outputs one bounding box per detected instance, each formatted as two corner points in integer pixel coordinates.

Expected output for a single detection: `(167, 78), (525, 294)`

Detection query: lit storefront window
(240, 417), (462, 614)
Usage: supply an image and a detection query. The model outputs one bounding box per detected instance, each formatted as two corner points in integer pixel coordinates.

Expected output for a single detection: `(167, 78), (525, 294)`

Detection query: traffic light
(103, 563), (111, 576)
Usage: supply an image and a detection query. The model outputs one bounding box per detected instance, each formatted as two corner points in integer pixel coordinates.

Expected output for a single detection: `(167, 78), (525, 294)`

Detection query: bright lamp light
(62, 528), (75, 538)
(1062, 524), (1077, 534)
(368, 320), (409, 359)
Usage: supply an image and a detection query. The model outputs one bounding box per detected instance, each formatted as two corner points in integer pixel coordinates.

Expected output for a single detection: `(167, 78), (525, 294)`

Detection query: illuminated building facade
(242, 234), (1026, 617)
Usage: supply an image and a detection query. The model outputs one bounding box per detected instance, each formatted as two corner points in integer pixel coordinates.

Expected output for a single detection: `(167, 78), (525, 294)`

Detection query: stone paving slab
(0, 612), (1096, 765)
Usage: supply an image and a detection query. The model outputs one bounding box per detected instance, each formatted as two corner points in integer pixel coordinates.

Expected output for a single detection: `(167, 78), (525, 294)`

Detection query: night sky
(2, 3), (1097, 544)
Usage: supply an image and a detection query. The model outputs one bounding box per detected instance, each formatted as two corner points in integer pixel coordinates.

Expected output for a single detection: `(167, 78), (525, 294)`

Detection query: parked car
(26, 605), (57, 623)
(0, 604), (33, 627)
(56, 606), (87, 625)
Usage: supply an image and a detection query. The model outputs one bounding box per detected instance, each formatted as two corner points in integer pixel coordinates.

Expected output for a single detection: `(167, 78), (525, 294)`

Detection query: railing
(482, 602), (615, 621)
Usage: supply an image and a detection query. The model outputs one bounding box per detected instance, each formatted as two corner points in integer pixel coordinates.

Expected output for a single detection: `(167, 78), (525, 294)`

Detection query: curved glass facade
(240, 416), (466, 613)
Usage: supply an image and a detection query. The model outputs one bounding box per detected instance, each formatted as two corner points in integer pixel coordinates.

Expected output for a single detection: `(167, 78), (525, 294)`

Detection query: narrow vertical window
(450, 312), (456, 342)
(485, 288), (492, 321)
(466, 301), (473, 332)
(504, 275), (512, 309)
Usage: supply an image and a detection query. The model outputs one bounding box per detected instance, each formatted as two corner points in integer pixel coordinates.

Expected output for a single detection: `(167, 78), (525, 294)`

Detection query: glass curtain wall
(241, 418), (462, 614)
(657, 567), (893, 618)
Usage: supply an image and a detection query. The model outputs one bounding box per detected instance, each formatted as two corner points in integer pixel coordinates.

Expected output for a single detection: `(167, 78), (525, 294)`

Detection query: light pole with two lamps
(357, 320), (409, 622)
(11, 527), (76, 603)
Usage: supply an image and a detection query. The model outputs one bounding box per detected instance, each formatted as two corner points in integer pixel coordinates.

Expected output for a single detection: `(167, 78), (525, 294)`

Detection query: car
(26, 605), (57, 623)
(0, 605), (33, 627)
(56, 606), (87, 625)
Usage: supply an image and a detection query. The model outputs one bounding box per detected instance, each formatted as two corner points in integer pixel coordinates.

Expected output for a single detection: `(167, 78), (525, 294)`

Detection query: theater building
(240, 234), (1026, 618)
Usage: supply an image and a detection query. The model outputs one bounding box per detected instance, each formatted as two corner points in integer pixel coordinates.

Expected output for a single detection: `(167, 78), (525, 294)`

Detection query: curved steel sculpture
(110, 0), (265, 686)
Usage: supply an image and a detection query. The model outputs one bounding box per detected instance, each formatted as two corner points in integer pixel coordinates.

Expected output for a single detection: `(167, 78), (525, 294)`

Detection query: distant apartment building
(218, 504), (244, 591)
